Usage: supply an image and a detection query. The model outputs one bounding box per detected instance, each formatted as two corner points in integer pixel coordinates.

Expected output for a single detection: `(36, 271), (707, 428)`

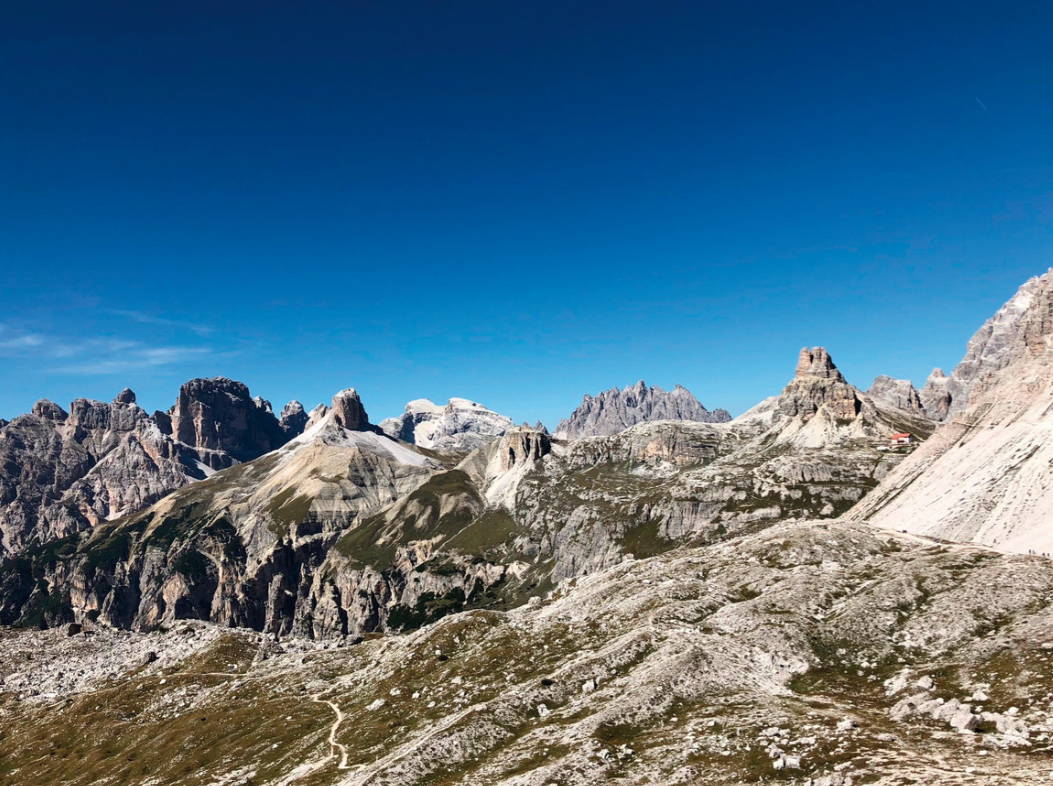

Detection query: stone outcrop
(278, 401), (308, 436)
(169, 378), (291, 461)
(379, 398), (514, 451)
(330, 388), (371, 431)
(305, 403), (329, 430)
(496, 427), (551, 473)
(867, 375), (925, 414)
(795, 347), (843, 379)
(777, 348), (862, 421)
(554, 381), (731, 439)
(919, 369), (951, 420)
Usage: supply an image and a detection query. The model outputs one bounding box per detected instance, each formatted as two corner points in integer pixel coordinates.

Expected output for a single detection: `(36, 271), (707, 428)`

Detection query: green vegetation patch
(617, 518), (670, 559)
(444, 508), (519, 553)
(266, 487), (315, 535)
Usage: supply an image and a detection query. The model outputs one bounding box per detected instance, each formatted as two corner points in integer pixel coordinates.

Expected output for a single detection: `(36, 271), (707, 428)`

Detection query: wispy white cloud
(0, 332), (48, 352)
(53, 346), (212, 375)
(108, 310), (215, 337)
(0, 322), (217, 375)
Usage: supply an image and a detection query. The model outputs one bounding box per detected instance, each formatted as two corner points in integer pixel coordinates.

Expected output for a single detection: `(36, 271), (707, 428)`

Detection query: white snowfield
(379, 397), (514, 451)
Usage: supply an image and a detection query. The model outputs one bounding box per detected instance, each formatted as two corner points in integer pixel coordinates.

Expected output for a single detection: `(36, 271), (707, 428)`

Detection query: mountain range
(3, 270), (1053, 785)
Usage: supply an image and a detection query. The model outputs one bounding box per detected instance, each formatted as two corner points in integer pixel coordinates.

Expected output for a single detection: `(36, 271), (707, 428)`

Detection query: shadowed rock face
(278, 401), (308, 436)
(497, 427), (551, 473)
(170, 378), (291, 461)
(919, 368), (951, 420)
(32, 399), (68, 422)
(554, 381), (731, 439)
(330, 389), (370, 431)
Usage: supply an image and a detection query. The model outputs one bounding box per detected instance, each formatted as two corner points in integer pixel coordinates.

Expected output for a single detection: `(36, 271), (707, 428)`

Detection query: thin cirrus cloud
(0, 322), (214, 375)
(52, 346), (213, 375)
(107, 310), (215, 337)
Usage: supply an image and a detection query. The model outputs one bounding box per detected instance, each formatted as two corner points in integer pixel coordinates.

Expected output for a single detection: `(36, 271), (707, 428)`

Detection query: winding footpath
(277, 694), (354, 785)
(313, 694), (351, 769)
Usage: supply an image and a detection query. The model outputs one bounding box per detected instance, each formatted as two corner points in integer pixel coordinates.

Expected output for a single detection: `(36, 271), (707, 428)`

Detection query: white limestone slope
(850, 268), (1053, 553)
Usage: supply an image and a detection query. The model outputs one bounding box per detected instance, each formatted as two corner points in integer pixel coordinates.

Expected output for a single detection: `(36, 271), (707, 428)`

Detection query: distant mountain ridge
(0, 378), (307, 559)
(554, 381), (731, 439)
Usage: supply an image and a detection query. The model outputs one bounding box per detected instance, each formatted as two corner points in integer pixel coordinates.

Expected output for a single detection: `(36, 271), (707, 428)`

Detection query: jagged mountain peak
(169, 376), (293, 461)
(114, 388), (136, 405)
(278, 400), (308, 436)
(554, 381), (731, 439)
(32, 399), (68, 421)
(867, 375), (925, 414)
(330, 388), (371, 431)
(794, 346), (844, 381)
(925, 268), (1053, 421)
(852, 267), (1053, 552)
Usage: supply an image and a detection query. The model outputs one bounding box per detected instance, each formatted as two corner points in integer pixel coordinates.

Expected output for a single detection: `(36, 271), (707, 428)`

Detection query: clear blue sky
(2, 1), (1052, 426)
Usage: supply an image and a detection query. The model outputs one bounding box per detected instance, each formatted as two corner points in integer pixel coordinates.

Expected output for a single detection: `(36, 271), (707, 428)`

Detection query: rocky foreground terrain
(3, 270), (1053, 784)
(4, 520), (1053, 785)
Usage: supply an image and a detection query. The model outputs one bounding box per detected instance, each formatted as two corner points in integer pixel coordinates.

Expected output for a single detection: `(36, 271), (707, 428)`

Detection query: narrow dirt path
(312, 694), (351, 769)
(277, 694), (354, 785)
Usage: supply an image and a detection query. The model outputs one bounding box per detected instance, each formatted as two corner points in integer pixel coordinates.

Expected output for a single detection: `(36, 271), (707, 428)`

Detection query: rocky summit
(554, 381), (731, 439)
(4, 272), (1053, 785)
(379, 398), (515, 451)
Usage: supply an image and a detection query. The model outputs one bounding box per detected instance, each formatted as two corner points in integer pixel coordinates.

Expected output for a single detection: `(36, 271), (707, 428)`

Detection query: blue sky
(2, 1), (1052, 426)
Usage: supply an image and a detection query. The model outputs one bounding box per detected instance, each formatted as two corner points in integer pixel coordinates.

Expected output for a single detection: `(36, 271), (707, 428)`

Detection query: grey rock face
(0, 378), (303, 560)
(554, 381), (731, 439)
(32, 399), (68, 422)
(0, 393), (219, 557)
(497, 427), (551, 473)
(169, 377), (288, 461)
(932, 269), (1053, 420)
(330, 389), (370, 431)
(795, 347), (843, 380)
(919, 368), (951, 420)
(304, 403), (329, 430)
(867, 375), (925, 414)
(778, 348), (862, 421)
(278, 401), (308, 437)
